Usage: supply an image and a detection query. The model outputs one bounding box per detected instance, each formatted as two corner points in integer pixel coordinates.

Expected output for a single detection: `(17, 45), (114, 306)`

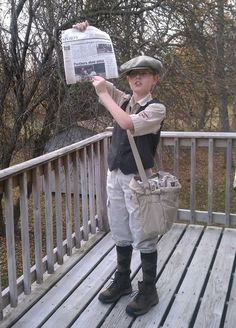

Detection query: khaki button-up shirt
(105, 81), (166, 137)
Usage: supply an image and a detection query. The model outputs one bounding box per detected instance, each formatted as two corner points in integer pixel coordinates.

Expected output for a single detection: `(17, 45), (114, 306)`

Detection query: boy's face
(126, 69), (159, 97)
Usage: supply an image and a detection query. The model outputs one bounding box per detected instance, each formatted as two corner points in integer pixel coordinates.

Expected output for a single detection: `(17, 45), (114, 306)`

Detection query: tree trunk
(0, 194), (6, 236)
(215, 0), (229, 132)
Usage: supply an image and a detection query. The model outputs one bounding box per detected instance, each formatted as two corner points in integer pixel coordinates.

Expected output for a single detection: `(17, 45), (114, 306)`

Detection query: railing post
(19, 172), (31, 294)
(0, 261), (3, 320)
(156, 139), (163, 171)
(73, 151), (82, 248)
(225, 139), (232, 227)
(94, 141), (102, 230)
(54, 158), (64, 264)
(208, 139), (214, 225)
(100, 138), (109, 232)
(190, 138), (196, 224)
(64, 154), (73, 253)
(44, 162), (54, 273)
(80, 149), (89, 241)
(174, 137), (180, 178)
(32, 167), (43, 284)
(88, 144), (96, 235)
(4, 178), (17, 307)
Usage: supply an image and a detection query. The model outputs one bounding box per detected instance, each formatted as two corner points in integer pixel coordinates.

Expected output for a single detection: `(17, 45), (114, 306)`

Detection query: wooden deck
(3, 223), (236, 328)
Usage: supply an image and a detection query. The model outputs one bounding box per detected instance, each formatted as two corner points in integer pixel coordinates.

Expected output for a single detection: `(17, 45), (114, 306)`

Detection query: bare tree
(0, 0), (167, 235)
(0, 0), (235, 235)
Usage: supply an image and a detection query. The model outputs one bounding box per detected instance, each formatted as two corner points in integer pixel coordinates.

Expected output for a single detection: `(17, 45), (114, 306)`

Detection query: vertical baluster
(208, 139), (214, 225)
(88, 145), (96, 234)
(174, 137), (180, 178)
(80, 148), (89, 240)
(94, 141), (102, 231)
(54, 158), (63, 264)
(73, 151), (81, 248)
(19, 172), (31, 294)
(0, 257), (3, 319)
(225, 139), (232, 227)
(64, 155), (72, 255)
(190, 138), (196, 224)
(173, 137), (180, 221)
(157, 137), (163, 171)
(4, 178), (17, 306)
(100, 138), (109, 232)
(44, 162), (54, 273)
(32, 167), (43, 283)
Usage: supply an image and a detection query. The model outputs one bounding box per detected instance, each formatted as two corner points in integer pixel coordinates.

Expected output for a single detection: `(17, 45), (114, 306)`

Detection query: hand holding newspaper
(62, 25), (119, 84)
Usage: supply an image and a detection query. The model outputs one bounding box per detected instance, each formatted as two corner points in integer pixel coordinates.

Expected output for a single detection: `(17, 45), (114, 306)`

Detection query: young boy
(74, 22), (166, 317)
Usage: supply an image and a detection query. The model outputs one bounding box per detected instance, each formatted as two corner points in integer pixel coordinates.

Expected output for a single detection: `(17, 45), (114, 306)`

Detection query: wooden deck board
(224, 259), (236, 328)
(11, 233), (115, 328)
(3, 224), (236, 328)
(71, 248), (142, 328)
(74, 223), (186, 328)
(41, 247), (118, 327)
(130, 224), (204, 328)
(193, 228), (236, 328)
(162, 226), (222, 328)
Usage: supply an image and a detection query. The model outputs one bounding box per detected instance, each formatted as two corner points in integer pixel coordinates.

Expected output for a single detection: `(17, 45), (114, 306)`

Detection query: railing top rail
(161, 131), (236, 139)
(0, 131), (112, 181)
(0, 130), (235, 181)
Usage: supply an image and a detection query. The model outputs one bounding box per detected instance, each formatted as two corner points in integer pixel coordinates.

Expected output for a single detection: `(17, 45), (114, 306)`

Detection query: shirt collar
(129, 93), (152, 108)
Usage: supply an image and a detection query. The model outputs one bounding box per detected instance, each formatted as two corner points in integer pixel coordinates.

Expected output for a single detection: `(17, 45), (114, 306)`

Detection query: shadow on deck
(4, 223), (236, 328)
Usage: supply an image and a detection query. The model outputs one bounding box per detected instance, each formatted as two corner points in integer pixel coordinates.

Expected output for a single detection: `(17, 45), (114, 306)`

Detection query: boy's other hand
(73, 20), (89, 32)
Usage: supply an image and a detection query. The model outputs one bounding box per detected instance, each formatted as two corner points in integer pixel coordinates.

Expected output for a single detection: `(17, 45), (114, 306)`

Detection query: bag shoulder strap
(127, 130), (149, 187)
(126, 99), (164, 186)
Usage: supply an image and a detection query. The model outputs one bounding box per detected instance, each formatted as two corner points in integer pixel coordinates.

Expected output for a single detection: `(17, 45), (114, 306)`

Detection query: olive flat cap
(120, 55), (163, 76)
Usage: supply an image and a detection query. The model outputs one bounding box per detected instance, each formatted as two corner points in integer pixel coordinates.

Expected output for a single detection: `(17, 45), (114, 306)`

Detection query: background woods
(0, 0), (235, 235)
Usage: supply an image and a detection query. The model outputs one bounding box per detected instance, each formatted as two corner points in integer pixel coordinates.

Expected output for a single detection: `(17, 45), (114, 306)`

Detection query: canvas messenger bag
(127, 130), (181, 235)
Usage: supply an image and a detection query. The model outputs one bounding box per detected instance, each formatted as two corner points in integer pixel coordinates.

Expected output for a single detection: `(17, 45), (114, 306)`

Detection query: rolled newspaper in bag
(127, 130), (181, 235)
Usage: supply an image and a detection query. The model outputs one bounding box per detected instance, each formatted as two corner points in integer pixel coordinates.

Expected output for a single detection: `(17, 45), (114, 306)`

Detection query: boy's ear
(154, 74), (160, 85)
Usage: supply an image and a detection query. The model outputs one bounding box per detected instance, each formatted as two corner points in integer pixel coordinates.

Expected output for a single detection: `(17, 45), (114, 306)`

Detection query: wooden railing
(159, 132), (236, 226)
(0, 131), (111, 320)
(0, 130), (236, 320)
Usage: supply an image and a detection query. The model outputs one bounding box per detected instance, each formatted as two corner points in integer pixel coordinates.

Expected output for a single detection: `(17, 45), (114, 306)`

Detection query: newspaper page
(62, 26), (119, 84)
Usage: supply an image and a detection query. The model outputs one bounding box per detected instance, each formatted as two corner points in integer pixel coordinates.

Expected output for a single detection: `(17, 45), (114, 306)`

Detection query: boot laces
(107, 271), (126, 290)
(132, 291), (147, 307)
(130, 288), (145, 302)
(131, 281), (154, 301)
(107, 276), (119, 290)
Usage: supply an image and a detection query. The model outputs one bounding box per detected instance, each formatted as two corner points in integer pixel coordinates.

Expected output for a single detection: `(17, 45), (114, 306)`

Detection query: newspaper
(62, 26), (119, 84)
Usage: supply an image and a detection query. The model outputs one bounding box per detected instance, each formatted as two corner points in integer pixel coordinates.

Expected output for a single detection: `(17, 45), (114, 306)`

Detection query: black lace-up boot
(98, 245), (133, 303)
(126, 250), (158, 316)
